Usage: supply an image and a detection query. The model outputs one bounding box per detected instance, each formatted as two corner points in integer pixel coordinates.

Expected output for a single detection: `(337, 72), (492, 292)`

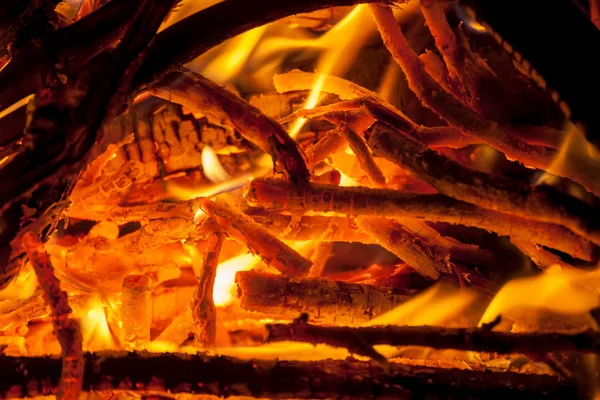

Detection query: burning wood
(192, 233), (225, 348)
(267, 317), (600, 358)
(236, 270), (416, 325)
(22, 233), (83, 400)
(0, 351), (579, 399)
(1, 0), (600, 397)
(121, 274), (152, 350)
(246, 179), (596, 262)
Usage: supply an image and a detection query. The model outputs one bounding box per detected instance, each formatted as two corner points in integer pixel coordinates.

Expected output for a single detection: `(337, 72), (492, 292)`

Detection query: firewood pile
(0, 0), (600, 399)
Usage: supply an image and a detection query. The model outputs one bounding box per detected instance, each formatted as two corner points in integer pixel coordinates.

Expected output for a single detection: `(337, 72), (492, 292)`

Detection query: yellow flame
(479, 266), (600, 326)
(365, 283), (478, 327)
(0, 264), (38, 303)
(202, 145), (232, 184)
(287, 5), (377, 138)
(213, 253), (260, 307)
(202, 27), (267, 83)
(79, 299), (116, 351)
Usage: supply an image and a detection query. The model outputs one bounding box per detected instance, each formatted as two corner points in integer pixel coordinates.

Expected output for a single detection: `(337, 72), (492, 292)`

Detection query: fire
(213, 253), (260, 307)
(479, 266), (600, 328)
(78, 298), (118, 351)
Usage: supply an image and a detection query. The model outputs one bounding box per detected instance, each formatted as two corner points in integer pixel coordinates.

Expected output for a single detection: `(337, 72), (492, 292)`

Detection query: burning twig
(246, 179), (596, 261)
(192, 232), (225, 348)
(305, 126), (348, 166)
(366, 121), (600, 247)
(0, 351), (578, 399)
(201, 198), (312, 278)
(153, 69), (310, 182)
(342, 126), (386, 188)
(22, 232), (83, 400)
(266, 319), (600, 358)
(355, 217), (449, 280)
(510, 240), (576, 271)
(368, 4), (600, 196)
(236, 271), (416, 325)
(121, 274), (152, 350)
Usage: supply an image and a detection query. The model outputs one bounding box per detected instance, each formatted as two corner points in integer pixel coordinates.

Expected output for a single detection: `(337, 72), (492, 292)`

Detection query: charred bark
(0, 352), (580, 399)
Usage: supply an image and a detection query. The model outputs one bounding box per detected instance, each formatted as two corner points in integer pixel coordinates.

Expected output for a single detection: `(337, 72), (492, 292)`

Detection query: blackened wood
(267, 320), (600, 357)
(0, 352), (580, 399)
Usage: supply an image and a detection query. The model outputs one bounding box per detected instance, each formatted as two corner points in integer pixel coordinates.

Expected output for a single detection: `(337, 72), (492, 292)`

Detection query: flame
(0, 264), (38, 303)
(201, 145), (232, 184)
(287, 5), (375, 137)
(202, 27), (267, 83)
(479, 266), (600, 326)
(213, 253), (260, 307)
(78, 298), (117, 351)
(365, 283), (478, 327)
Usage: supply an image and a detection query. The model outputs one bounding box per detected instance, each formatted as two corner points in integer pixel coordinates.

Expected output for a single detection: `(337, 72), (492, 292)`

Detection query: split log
(202, 198), (312, 278)
(121, 274), (152, 350)
(0, 352), (578, 399)
(153, 69), (309, 182)
(366, 121), (600, 247)
(192, 232), (225, 348)
(236, 270), (416, 325)
(22, 233), (83, 400)
(245, 179), (596, 262)
(267, 320), (600, 357)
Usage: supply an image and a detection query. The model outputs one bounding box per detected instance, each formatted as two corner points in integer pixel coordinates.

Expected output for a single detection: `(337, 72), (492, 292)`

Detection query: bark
(245, 179), (596, 261)
(202, 198), (312, 278)
(22, 232), (83, 400)
(236, 270), (417, 325)
(0, 352), (578, 399)
(267, 320), (600, 357)
(366, 121), (600, 247)
(192, 232), (225, 348)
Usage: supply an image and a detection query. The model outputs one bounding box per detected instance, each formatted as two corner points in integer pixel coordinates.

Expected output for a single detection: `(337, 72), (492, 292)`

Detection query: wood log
(236, 270), (417, 325)
(121, 274), (152, 350)
(366, 121), (600, 247)
(192, 233), (225, 348)
(355, 216), (449, 280)
(202, 198), (312, 278)
(245, 179), (596, 262)
(0, 352), (579, 399)
(22, 232), (83, 400)
(267, 320), (600, 357)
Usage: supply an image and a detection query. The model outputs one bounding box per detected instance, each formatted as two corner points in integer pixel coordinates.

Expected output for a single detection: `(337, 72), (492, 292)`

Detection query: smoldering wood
(0, 352), (579, 399)
(235, 270), (417, 325)
(22, 232), (83, 400)
(245, 179), (596, 262)
(122, 274), (152, 350)
(267, 320), (600, 357)
(366, 121), (600, 247)
(153, 69), (310, 182)
(202, 198), (312, 278)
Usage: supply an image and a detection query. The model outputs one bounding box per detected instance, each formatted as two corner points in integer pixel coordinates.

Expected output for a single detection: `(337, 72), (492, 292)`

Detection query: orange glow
(213, 253), (261, 307)
(479, 266), (600, 327)
(78, 298), (118, 351)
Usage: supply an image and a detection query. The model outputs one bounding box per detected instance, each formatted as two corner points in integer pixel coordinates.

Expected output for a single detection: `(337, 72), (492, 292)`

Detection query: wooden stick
(202, 198), (311, 278)
(510, 240), (576, 271)
(342, 127), (387, 188)
(267, 319), (600, 356)
(153, 69), (310, 182)
(245, 179), (596, 261)
(366, 121), (600, 247)
(121, 274), (152, 350)
(355, 217), (448, 280)
(368, 4), (600, 196)
(306, 126), (348, 166)
(22, 233), (83, 400)
(236, 271), (416, 325)
(0, 352), (578, 399)
(192, 233), (225, 348)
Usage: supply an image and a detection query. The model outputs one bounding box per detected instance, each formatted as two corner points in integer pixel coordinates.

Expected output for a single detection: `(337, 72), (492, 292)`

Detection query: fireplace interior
(0, 0), (600, 399)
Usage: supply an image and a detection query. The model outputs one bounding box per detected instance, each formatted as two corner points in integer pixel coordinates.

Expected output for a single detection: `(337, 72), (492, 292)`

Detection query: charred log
(0, 352), (579, 399)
